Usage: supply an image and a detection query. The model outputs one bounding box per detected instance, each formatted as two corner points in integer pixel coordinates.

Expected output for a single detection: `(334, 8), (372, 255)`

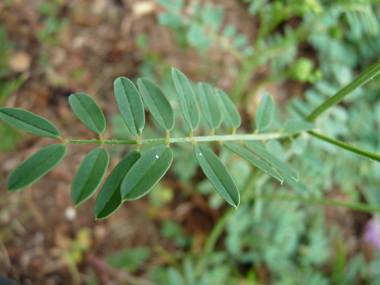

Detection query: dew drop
(91, 138), (96, 140)
(155, 155), (159, 159)
(199, 153), (202, 156)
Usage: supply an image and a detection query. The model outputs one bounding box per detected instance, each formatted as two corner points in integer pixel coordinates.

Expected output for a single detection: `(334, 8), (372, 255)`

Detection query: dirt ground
(0, 0), (375, 284)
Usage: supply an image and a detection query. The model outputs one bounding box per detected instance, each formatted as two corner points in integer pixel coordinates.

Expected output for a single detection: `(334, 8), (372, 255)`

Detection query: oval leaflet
(0, 107), (60, 138)
(8, 144), (67, 191)
(71, 147), (109, 206)
(95, 151), (141, 219)
(121, 146), (173, 201)
(69, 93), (106, 135)
(114, 77), (145, 137)
(194, 145), (240, 208)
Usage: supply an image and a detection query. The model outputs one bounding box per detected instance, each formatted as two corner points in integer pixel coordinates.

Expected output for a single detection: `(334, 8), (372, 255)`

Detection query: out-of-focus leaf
(215, 88), (241, 129)
(105, 247), (151, 270)
(197, 82), (222, 129)
(292, 137), (307, 155)
(0, 107), (60, 138)
(266, 140), (285, 162)
(284, 119), (316, 132)
(7, 144), (66, 191)
(244, 141), (299, 182)
(172, 68), (200, 130)
(255, 93), (275, 131)
(71, 147), (109, 206)
(168, 268), (185, 285)
(114, 77), (145, 137)
(95, 151), (141, 219)
(121, 146), (173, 200)
(194, 145), (240, 208)
(137, 79), (174, 131)
(69, 93), (106, 134)
(223, 142), (283, 183)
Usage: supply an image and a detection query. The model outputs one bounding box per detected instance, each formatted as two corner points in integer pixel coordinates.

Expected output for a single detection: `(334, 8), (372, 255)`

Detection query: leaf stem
(309, 131), (380, 163)
(64, 131), (297, 146)
(306, 60), (380, 122)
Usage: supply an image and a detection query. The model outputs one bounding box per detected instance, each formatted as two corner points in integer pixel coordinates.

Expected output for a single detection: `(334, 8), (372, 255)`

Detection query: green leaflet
(105, 247), (151, 270)
(68, 93), (106, 134)
(137, 79), (174, 132)
(95, 151), (141, 220)
(244, 141), (299, 182)
(194, 145), (240, 208)
(71, 147), (109, 206)
(121, 146), (173, 201)
(172, 68), (200, 131)
(215, 88), (241, 129)
(0, 107), (60, 138)
(223, 142), (283, 184)
(284, 119), (316, 132)
(266, 140), (285, 162)
(114, 77), (145, 137)
(7, 144), (66, 191)
(255, 93), (275, 131)
(197, 83), (222, 129)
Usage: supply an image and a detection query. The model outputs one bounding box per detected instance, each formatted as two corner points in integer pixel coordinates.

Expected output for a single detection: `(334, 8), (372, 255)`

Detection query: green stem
(64, 131), (297, 145)
(253, 194), (380, 214)
(309, 131), (380, 163)
(306, 60), (380, 122)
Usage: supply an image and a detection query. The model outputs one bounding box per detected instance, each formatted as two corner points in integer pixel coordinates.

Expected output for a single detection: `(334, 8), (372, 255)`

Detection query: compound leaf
(69, 93), (106, 134)
(172, 68), (200, 131)
(95, 151), (141, 220)
(7, 144), (66, 191)
(244, 141), (299, 182)
(121, 146), (173, 201)
(137, 79), (174, 131)
(215, 88), (241, 129)
(223, 142), (283, 184)
(197, 83), (222, 129)
(71, 147), (109, 206)
(284, 119), (316, 132)
(255, 93), (275, 131)
(114, 77), (145, 137)
(0, 107), (60, 138)
(194, 145), (240, 208)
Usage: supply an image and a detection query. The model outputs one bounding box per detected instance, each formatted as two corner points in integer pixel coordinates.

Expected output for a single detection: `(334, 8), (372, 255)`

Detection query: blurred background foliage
(1, 0), (380, 284)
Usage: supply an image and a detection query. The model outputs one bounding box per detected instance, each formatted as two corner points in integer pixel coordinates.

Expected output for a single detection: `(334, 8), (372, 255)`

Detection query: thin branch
(63, 131), (297, 145)
(86, 254), (157, 285)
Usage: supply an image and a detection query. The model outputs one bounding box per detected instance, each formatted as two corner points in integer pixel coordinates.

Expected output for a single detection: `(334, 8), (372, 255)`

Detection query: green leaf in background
(105, 247), (151, 270)
(292, 137), (307, 155)
(194, 145), (240, 208)
(284, 119), (316, 132)
(95, 151), (141, 220)
(266, 140), (285, 162)
(114, 77), (145, 137)
(68, 93), (106, 135)
(71, 147), (109, 206)
(168, 267), (185, 285)
(7, 144), (66, 191)
(223, 142), (283, 184)
(244, 141), (299, 182)
(172, 68), (200, 131)
(255, 93), (275, 131)
(197, 82), (222, 130)
(215, 88), (241, 129)
(0, 107), (60, 138)
(137, 79), (174, 132)
(121, 146), (173, 201)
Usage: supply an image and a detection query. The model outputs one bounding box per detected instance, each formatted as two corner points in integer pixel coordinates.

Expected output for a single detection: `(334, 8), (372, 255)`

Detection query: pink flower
(364, 218), (380, 250)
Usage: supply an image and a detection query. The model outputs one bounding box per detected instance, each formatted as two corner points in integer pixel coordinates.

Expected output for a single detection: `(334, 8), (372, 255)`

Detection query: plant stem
(306, 60), (380, 122)
(309, 131), (380, 163)
(252, 194), (380, 214)
(63, 131), (297, 146)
